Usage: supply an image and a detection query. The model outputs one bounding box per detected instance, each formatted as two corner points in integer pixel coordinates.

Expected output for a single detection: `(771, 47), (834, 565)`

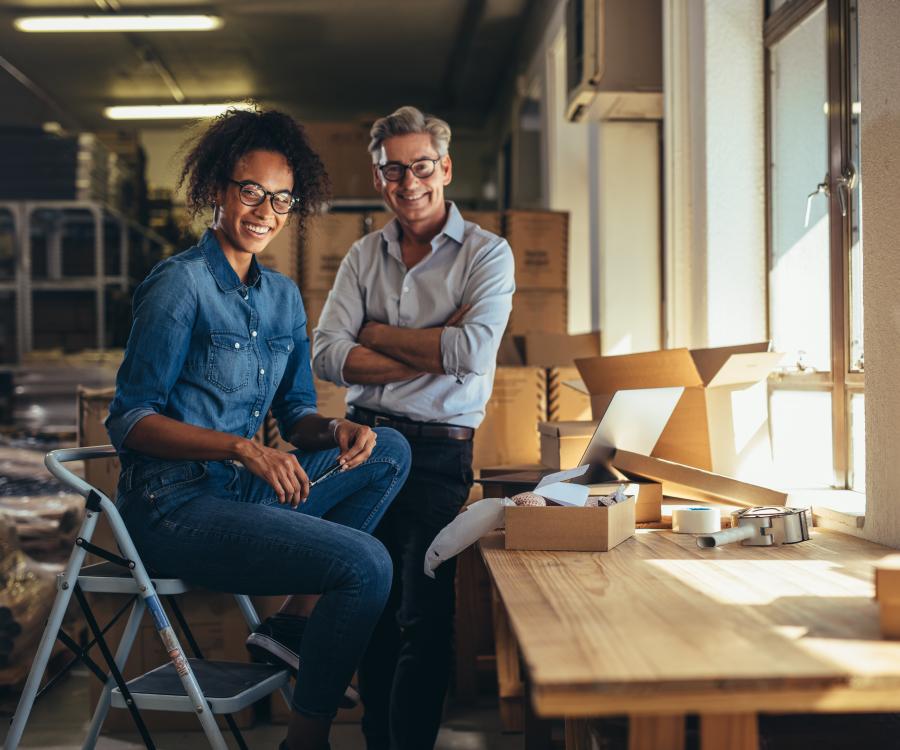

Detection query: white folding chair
(4, 445), (293, 750)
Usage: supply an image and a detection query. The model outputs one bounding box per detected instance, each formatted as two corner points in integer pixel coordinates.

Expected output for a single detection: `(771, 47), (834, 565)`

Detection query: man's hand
(234, 441), (309, 507)
(357, 320), (385, 349)
(333, 419), (378, 469)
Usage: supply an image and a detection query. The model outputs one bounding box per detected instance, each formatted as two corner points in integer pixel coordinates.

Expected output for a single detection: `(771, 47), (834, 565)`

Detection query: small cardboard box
(472, 367), (546, 469)
(507, 289), (568, 336)
(503, 210), (568, 289)
(503, 465), (635, 552)
(539, 420), (597, 470)
(300, 212), (365, 291)
(574, 343), (785, 481)
(466, 210), (503, 236)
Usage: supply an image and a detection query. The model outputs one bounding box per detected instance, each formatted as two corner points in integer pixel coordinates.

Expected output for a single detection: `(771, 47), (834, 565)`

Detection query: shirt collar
(380, 201), (465, 249)
(199, 229), (262, 292)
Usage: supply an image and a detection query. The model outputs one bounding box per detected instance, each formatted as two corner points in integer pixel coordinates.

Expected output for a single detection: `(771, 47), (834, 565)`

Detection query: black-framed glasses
(377, 157), (442, 183)
(229, 179), (297, 214)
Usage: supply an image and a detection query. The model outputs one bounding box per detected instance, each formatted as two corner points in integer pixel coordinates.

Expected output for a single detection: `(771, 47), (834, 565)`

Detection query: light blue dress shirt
(312, 203), (515, 428)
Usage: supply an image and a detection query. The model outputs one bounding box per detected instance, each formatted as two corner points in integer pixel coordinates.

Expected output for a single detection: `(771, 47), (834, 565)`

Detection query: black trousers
(358, 433), (474, 750)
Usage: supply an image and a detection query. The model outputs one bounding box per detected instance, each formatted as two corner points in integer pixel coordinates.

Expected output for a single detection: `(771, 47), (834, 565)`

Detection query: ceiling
(0, 0), (533, 133)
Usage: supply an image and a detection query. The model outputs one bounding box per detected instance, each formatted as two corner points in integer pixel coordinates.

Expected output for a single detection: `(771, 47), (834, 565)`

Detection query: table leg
(565, 718), (593, 749)
(491, 584), (524, 733)
(700, 713), (758, 750)
(629, 715), (686, 750)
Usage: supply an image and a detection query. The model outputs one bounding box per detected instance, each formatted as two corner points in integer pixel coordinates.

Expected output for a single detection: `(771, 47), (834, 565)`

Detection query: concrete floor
(0, 667), (522, 749)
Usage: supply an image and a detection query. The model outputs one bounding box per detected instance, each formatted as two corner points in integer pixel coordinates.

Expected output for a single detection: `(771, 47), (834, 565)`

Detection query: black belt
(348, 406), (474, 441)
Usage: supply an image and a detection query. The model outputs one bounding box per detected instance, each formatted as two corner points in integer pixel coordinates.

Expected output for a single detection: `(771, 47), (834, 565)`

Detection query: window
(765, 0), (862, 490)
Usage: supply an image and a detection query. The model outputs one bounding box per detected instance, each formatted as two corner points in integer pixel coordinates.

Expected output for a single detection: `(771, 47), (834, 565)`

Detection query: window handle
(805, 176), (829, 228)
(835, 164), (858, 218)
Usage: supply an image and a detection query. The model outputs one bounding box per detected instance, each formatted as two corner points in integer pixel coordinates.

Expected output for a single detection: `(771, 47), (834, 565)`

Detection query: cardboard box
(503, 210), (568, 289)
(875, 555), (900, 603)
(365, 211), (393, 234)
(505, 499), (635, 552)
(465, 210), (503, 236)
(574, 343), (785, 481)
(300, 213), (365, 291)
(539, 420), (597, 470)
(303, 122), (373, 199)
(507, 290), (567, 336)
(261, 222), (298, 280)
(548, 365), (592, 421)
(77, 386), (119, 499)
(588, 481), (662, 524)
(303, 289), (329, 337)
(612, 449), (788, 508)
(88, 592), (256, 732)
(473, 367), (546, 469)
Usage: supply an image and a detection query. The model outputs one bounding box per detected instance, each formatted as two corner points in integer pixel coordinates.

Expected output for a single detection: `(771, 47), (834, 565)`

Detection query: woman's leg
(119, 482), (392, 724)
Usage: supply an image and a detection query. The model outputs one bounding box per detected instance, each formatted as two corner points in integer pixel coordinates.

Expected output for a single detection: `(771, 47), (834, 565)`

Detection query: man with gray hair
(312, 105), (514, 749)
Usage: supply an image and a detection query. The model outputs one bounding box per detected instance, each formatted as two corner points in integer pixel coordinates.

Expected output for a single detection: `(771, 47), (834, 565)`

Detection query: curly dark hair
(178, 106), (331, 233)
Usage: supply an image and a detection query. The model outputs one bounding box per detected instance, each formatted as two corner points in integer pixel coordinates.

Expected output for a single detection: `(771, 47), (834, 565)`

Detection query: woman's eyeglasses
(377, 157), (442, 183)
(229, 179), (297, 214)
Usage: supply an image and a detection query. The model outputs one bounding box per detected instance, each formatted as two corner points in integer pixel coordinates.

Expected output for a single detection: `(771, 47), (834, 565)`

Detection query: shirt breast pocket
(266, 334), (294, 387)
(206, 332), (251, 392)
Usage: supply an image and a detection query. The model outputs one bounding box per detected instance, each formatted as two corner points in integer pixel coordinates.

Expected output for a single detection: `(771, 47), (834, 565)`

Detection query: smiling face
(373, 132), (452, 233)
(212, 149), (293, 269)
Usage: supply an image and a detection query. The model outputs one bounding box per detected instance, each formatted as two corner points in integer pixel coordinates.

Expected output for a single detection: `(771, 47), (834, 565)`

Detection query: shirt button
(251, 331), (257, 337)
(254, 410), (260, 417)
(243, 293), (249, 300)
(234, 342), (241, 349)
(259, 368), (265, 375)
(403, 286), (409, 293)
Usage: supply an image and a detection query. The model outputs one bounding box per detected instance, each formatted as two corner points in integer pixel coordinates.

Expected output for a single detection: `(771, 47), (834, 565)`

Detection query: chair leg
(82, 597), (147, 750)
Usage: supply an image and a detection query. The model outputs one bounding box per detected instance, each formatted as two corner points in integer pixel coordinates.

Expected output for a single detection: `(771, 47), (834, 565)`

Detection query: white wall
(664, 0), (767, 349)
(860, 0), (900, 546)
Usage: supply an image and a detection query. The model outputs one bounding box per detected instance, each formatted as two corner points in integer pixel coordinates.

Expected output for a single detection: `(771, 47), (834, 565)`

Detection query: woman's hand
(234, 440), (310, 507)
(333, 419), (378, 469)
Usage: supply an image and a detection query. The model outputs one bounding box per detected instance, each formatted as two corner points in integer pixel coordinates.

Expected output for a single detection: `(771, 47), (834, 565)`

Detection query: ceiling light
(14, 15), (223, 33)
(104, 103), (255, 121)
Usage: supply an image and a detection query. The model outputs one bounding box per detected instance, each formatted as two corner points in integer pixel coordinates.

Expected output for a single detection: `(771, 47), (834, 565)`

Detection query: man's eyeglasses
(377, 157), (442, 183)
(229, 179), (297, 214)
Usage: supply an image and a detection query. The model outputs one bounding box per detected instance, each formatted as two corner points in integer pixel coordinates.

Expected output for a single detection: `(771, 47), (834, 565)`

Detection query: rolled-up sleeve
(271, 291), (318, 439)
(440, 239), (515, 380)
(105, 262), (197, 452)
(312, 246), (365, 388)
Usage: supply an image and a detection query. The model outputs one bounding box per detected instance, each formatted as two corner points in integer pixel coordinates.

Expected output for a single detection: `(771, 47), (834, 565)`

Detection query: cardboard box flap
(575, 349), (702, 394)
(611, 449), (788, 507)
(533, 482), (591, 507)
(563, 379), (589, 395)
(538, 420), (598, 438)
(705, 351), (785, 388)
(535, 465), (590, 489)
(523, 331), (601, 367)
(688, 342), (779, 387)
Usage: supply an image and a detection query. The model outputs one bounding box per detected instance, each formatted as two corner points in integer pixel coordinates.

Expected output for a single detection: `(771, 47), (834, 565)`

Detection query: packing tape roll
(672, 507), (721, 534)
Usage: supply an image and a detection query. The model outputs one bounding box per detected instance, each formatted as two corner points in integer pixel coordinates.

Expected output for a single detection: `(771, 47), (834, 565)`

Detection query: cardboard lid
(689, 342), (783, 387)
(538, 420), (599, 438)
(523, 331), (601, 367)
(575, 349), (702, 394)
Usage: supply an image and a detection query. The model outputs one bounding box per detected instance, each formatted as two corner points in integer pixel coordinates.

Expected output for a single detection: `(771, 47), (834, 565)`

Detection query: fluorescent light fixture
(15, 15), (223, 33)
(104, 103), (254, 121)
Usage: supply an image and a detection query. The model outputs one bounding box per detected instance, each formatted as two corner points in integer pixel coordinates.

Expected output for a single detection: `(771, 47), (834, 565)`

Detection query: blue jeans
(115, 427), (411, 719)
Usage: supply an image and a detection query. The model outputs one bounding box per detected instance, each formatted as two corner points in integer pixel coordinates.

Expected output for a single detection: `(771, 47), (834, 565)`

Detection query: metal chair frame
(4, 445), (293, 750)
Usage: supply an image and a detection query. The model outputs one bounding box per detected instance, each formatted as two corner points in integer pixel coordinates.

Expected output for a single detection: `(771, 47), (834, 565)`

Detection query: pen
(309, 461), (343, 488)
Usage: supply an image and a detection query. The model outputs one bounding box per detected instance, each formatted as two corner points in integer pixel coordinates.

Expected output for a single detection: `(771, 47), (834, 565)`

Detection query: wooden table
(479, 528), (900, 750)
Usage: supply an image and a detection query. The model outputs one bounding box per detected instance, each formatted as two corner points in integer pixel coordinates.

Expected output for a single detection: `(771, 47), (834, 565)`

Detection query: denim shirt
(106, 229), (317, 466)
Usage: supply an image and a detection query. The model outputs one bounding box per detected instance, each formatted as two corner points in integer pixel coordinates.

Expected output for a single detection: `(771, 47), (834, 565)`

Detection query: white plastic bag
(424, 497), (513, 578)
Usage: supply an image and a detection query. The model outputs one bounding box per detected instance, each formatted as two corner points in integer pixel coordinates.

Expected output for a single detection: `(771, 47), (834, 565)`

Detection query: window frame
(764, 0), (862, 489)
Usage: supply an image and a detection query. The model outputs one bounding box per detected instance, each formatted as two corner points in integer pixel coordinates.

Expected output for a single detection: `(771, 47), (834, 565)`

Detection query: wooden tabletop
(479, 529), (900, 717)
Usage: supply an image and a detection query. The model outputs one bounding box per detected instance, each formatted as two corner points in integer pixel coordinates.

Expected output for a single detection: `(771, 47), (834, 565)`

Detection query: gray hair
(368, 106), (451, 162)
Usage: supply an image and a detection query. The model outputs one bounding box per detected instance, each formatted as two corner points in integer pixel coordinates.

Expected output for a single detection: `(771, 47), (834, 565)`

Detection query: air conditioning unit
(565, 0), (663, 122)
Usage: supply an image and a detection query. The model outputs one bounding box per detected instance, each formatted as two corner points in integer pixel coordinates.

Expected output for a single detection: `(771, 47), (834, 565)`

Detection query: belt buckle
(373, 415), (390, 427)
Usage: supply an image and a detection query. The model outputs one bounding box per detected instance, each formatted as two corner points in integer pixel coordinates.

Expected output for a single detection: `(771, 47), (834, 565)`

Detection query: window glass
(769, 6), (829, 372)
(770, 389), (834, 488)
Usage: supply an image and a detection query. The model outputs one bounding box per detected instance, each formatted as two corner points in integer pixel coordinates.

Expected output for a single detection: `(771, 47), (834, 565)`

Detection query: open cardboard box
(574, 342), (785, 482)
(501, 386), (684, 551)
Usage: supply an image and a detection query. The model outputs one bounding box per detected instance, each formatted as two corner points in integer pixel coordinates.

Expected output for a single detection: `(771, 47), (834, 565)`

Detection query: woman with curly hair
(106, 107), (411, 750)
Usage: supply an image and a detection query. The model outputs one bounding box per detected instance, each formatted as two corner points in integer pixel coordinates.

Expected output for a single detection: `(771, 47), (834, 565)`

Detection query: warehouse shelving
(0, 200), (171, 363)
